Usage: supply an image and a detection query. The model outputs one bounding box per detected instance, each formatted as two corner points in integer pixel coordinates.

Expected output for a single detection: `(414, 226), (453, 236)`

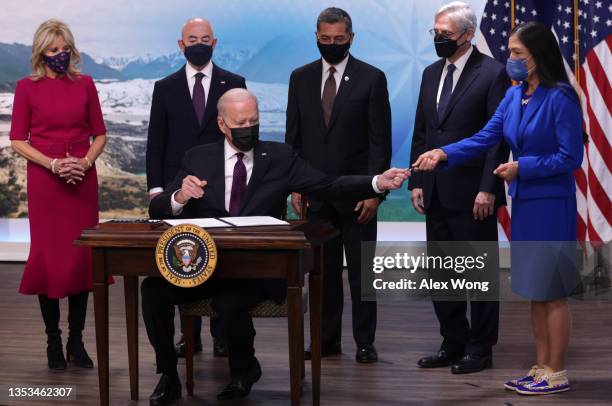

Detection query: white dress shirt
(185, 61), (213, 100)
(222, 140), (254, 212)
(170, 139), (384, 215)
(171, 139), (254, 215)
(436, 45), (473, 107)
(321, 54), (350, 97)
(149, 62), (214, 195)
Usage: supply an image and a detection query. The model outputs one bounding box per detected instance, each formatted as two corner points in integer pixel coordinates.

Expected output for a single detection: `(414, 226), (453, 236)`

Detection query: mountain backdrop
(0, 42), (256, 89)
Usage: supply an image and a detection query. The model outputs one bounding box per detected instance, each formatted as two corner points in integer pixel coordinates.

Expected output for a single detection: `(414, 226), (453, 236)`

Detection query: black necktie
(322, 66), (337, 127)
(437, 63), (456, 120)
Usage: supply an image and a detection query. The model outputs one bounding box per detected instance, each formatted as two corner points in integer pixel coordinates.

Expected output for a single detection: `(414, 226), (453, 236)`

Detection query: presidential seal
(155, 224), (217, 287)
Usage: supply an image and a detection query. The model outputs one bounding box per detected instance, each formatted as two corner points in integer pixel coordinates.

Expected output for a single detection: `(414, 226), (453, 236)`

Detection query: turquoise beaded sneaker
(504, 365), (543, 391)
(515, 367), (571, 395)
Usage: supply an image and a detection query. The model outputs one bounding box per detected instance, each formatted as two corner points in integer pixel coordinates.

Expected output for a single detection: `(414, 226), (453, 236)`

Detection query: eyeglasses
(317, 35), (351, 45)
(428, 28), (465, 38)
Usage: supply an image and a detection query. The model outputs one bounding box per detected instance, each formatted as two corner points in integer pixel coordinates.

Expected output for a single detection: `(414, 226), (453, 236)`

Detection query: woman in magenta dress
(10, 19), (107, 370)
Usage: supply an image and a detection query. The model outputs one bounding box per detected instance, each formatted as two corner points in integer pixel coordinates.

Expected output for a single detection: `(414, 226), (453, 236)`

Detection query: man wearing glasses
(285, 7), (391, 364)
(408, 1), (509, 374)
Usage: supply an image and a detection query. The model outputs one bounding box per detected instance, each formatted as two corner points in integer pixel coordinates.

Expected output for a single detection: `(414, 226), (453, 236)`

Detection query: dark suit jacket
(146, 64), (246, 190)
(285, 55), (392, 212)
(408, 48), (510, 211)
(150, 140), (379, 219)
(149, 140), (380, 302)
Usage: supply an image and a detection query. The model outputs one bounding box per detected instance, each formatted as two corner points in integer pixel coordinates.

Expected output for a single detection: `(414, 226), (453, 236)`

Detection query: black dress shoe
(66, 339), (94, 368)
(417, 350), (462, 368)
(150, 374), (181, 406)
(175, 336), (202, 358)
(356, 344), (378, 363)
(451, 353), (492, 374)
(304, 342), (342, 360)
(213, 337), (228, 357)
(47, 339), (67, 370)
(217, 358), (262, 400)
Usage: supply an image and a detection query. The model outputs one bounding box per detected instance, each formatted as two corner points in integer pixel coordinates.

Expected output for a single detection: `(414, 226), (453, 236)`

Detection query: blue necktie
(437, 64), (456, 120)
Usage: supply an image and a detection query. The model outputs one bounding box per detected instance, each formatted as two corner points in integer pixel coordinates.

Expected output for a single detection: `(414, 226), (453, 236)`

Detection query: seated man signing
(143, 88), (409, 405)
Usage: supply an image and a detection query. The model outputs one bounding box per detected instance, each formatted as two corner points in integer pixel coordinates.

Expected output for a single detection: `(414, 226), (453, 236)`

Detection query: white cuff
(149, 187), (164, 195)
(170, 190), (186, 215)
(372, 175), (383, 194)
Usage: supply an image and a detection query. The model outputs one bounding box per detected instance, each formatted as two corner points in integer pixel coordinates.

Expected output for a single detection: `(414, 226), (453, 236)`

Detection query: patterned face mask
(44, 51), (71, 74)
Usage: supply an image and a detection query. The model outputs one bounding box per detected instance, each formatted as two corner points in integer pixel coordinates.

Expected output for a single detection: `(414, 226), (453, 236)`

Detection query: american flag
(475, 0), (539, 239)
(553, 0), (611, 242)
(476, 0), (612, 242)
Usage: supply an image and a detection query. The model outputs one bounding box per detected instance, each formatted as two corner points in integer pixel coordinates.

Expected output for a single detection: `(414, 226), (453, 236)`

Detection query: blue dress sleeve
(441, 90), (509, 168)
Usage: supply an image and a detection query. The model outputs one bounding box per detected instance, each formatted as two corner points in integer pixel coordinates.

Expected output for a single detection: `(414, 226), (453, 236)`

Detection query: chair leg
(300, 311), (305, 380)
(182, 315), (195, 396)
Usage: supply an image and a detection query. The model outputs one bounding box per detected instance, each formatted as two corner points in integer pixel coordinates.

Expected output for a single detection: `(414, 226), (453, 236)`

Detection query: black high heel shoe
(47, 337), (67, 370)
(66, 339), (94, 368)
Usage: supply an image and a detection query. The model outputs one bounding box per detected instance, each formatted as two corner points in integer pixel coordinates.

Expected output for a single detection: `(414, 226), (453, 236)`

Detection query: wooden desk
(75, 220), (337, 406)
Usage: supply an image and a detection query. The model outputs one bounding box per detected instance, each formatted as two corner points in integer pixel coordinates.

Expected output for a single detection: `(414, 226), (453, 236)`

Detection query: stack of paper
(220, 216), (289, 227)
(163, 218), (230, 228)
(163, 216), (289, 228)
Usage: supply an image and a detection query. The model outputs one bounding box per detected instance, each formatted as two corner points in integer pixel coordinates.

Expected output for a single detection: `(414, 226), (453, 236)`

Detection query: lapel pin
(344, 76), (349, 81)
(261, 152), (267, 156)
(220, 80), (226, 84)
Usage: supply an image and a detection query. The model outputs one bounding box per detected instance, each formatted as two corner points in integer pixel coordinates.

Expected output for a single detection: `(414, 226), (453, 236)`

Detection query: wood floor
(0, 262), (611, 406)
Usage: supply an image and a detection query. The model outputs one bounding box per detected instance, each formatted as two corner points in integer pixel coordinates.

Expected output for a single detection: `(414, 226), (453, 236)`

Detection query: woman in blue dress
(412, 22), (583, 395)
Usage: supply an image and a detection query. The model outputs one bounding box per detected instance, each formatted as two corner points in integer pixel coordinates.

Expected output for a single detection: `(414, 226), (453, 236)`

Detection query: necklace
(521, 92), (533, 106)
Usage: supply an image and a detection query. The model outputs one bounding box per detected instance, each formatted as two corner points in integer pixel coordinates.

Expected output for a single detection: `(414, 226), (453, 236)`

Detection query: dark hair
(317, 7), (352, 33)
(510, 22), (570, 88)
(511, 22), (584, 141)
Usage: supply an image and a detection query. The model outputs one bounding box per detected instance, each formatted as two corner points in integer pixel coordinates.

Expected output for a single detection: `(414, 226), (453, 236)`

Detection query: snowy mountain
(0, 42), (123, 85)
(99, 45), (256, 80)
(1, 76), (287, 134)
(95, 78), (155, 122)
(95, 54), (156, 71)
(93, 78), (287, 133)
(0, 93), (13, 115)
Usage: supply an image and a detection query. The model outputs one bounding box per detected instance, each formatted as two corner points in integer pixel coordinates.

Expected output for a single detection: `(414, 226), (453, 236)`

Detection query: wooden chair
(179, 197), (310, 396)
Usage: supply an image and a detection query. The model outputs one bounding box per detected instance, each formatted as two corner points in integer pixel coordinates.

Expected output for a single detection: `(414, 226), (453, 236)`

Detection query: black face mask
(183, 43), (213, 66)
(317, 41), (350, 65)
(434, 33), (467, 58)
(226, 122), (259, 152)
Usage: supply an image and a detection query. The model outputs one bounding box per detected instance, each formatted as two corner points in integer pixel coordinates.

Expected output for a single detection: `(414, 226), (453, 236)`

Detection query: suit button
(437, 130), (442, 134)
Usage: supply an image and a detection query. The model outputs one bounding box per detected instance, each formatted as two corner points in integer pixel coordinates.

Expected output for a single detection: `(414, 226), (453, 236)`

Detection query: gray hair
(435, 1), (477, 32)
(217, 88), (259, 118)
(317, 7), (353, 33)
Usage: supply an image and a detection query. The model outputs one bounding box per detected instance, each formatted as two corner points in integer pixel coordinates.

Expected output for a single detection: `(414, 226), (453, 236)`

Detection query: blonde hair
(30, 19), (81, 81)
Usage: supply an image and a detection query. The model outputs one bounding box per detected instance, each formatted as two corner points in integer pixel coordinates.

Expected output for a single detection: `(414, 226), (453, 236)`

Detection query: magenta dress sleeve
(85, 76), (106, 135)
(9, 80), (30, 141)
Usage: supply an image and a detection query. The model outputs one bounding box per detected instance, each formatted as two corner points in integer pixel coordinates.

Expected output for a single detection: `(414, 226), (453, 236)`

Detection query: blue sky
(0, 0), (486, 59)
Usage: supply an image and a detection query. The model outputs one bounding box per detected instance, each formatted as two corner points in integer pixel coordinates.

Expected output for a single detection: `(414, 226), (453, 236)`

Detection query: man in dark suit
(143, 88), (410, 404)
(146, 17), (246, 358)
(285, 7), (391, 363)
(408, 2), (510, 374)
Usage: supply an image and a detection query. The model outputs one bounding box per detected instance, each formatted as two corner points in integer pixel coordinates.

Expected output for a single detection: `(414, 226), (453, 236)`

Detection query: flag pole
(510, 0), (517, 86)
(574, 0), (581, 98)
